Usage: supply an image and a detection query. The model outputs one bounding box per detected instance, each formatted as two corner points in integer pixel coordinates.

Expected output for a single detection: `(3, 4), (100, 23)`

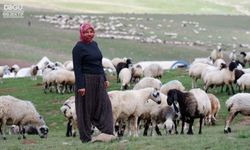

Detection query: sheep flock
(2, 48), (250, 142)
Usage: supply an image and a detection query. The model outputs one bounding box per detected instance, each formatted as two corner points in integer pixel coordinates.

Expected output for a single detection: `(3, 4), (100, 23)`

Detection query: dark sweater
(72, 41), (106, 89)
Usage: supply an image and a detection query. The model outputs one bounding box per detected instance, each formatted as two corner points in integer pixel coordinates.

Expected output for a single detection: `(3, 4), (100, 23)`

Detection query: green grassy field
(1, 69), (250, 149)
(1, 1), (250, 149)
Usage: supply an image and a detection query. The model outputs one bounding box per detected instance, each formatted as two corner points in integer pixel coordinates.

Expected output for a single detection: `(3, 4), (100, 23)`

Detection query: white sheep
(160, 80), (185, 95)
(188, 62), (211, 88)
(10, 64), (20, 77)
(236, 73), (250, 92)
(167, 88), (211, 134)
(133, 77), (162, 90)
(108, 87), (161, 137)
(102, 57), (116, 75)
(60, 96), (77, 137)
(229, 50), (237, 61)
(210, 48), (223, 62)
(203, 62), (237, 95)
(63, 60), (73, 71)
(224, 93), (250, 133)
(192, 57), (213, 65)
(143, 63), (164, 79)
(0, 65), (10, 83)
(119, 68), (132, 90)
(111, 57), (126, 68)
(0, 95), (48, 140)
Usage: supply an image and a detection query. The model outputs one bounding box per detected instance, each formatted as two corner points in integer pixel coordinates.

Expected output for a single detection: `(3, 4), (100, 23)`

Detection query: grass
(1, 69), (250, 149)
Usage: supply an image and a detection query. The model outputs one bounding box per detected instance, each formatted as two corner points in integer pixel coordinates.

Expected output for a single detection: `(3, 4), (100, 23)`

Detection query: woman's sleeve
(72, 45), (85, 89)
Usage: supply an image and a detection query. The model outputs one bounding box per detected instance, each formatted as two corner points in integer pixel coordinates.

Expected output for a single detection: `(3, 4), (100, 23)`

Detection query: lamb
(0, 95), (48, 140)
(143, 63), (164, 79)
(116, 58), (132, 83)
(133, 77), (162, 90)
(131, 64), (143, 83)
(160, 80), (185, 95)
(203, 62), (237, 95)
(224, 93), (250, 133)
(119, 68), (132, 90)
(60, 96), (77, 137)
(207, 93), (221, 125)
(167, 88), (211, 134)
(108, 87), (161, 137)
(63, 60), (73, 71)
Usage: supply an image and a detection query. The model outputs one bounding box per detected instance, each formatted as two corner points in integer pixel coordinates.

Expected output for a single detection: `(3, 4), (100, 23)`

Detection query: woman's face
(82, 28), (95, 43)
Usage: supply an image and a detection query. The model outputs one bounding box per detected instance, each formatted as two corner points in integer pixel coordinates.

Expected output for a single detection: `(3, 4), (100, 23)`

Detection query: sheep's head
(167, 89), (179, 112)
(164, 119), (174, 134)
(60, 104), (73, 118)
(150, 89), (161, 104)
(37, 125), (49, 138)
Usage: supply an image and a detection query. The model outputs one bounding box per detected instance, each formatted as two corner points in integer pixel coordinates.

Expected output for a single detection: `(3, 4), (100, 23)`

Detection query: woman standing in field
(72, 22), (115, 143)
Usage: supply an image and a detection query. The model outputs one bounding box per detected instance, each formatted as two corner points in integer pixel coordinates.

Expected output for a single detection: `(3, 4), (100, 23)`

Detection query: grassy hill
(2, 0), (250, 15)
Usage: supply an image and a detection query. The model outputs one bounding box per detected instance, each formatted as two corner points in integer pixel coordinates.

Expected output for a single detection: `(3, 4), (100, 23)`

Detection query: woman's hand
(78, 88), (86, 96)
(104, 81), (110, 88)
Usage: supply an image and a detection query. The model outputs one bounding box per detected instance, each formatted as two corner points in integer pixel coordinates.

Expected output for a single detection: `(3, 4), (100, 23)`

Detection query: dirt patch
(239, 116), (250, 125)
(0, 59), (32, 68)
(21, 139), (37, 145)
(0, 88), (16, 94)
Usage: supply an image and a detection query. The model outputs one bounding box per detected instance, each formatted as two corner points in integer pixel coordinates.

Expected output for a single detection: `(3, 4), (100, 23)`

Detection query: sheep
(0, 65), (10, 83)
(207, 93), (221, 125)
(143, 63), (164, 79)
(119, 68), (132, 90)
(188, 62), (212, 88)
(224, 93), (250, 133)
(111, 57), (126, 68)
(30, 65), (39, 80)
(102, 58), (116, 75)
(192, 57), (213, 65)
(133, 77), (162, 90)
(167, 88), (211, 134)
(10, 64), (20, 77)
(116, 58), (132, 83)
(108, 87), (161, 137)
(63, 60), (73, 71)
(60, 96), (77, 137)
(229, 50), (237, 61)
(236, 73), (250, 92)
(203, 62), (237, 95)
(131, 64), (143, 83)
(210, 47), (223, 63)
(214, 58), (226, 68)
(0, 95), (48, 140)
(243, 52), (250, 66)
(160, 80), (185, 95)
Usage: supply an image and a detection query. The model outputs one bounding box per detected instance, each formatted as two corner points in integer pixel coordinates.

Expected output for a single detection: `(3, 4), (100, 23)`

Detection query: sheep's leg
(187, 119), (194, 135)
(155, 124), (162, 136)
(127, 117), (132, 136)
(224, 111), (238, 134)
(181, 120), (185, 134)
(230, 84), (235, 95)
(191, 78), (195, 88)
(143, 119), (150, 136)
(198, 117), (203, 134)
(1, 119), (7, 140)
(134, 117), (139, 137)
(174, 120), (178, 134)
(66, 120), (72, 137)
(21, 126), (26, 139)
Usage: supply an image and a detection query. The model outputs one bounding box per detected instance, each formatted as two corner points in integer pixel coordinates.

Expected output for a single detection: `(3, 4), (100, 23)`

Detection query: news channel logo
(2, 4), (24, 18)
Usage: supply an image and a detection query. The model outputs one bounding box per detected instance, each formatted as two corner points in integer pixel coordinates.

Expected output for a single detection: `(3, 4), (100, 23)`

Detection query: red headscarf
(79, 23), (95, 43)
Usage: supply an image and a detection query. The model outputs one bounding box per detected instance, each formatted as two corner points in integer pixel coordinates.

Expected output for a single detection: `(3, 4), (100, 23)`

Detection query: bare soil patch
(0, 59), (32, 68)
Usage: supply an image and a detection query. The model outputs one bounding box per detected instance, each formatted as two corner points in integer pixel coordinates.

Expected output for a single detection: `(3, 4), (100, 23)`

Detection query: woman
(72, 23), (115, 143)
